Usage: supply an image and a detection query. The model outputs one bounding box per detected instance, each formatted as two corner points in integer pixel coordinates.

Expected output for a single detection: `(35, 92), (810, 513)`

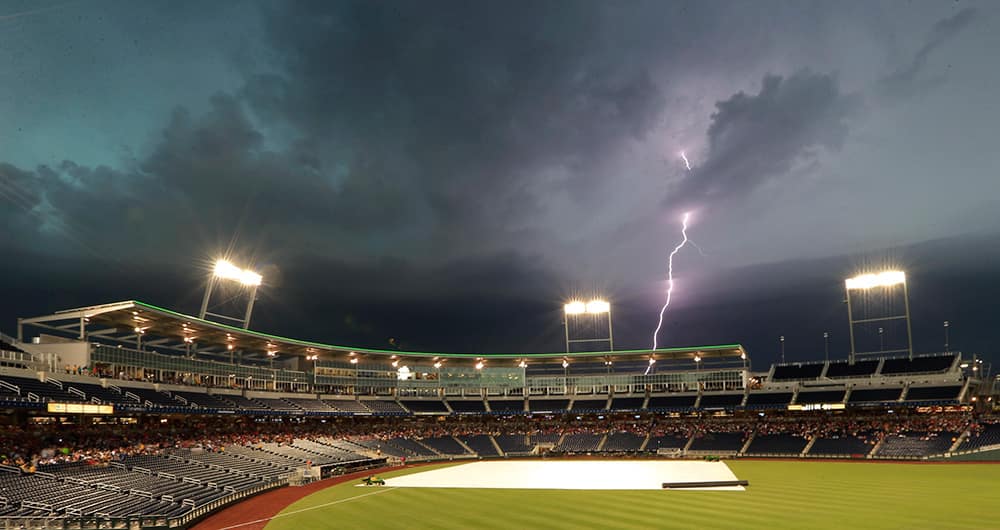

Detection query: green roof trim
(133, 300), (744, 360)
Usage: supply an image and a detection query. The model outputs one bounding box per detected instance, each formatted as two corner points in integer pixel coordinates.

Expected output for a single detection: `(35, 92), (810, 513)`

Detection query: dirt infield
(190, 465), (409, 530)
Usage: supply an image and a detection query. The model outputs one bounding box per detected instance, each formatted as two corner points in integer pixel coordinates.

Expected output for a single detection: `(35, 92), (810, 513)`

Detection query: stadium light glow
(475, 361), (485, 370)
(564, 301), (586, 315)
(349, 357), (358, 365)
(562, 359), (569, 369)
(845, 270), (905, 290)
(433, 361), (442, 369)
(213, 259), (263, 286)
(586, 299), (610, 314)
(518, 360), (527, 368)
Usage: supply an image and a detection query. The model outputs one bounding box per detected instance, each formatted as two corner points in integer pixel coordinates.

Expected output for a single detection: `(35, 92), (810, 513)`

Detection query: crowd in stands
(3, 411), (997, 471)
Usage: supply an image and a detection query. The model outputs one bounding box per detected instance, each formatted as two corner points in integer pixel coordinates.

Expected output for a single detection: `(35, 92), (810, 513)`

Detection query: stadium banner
(47, 403), (115, 414)
(787, 403), (845, 411)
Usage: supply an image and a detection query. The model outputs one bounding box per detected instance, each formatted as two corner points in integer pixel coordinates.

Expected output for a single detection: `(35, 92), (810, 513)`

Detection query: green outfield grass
(263, 460), (998, 529)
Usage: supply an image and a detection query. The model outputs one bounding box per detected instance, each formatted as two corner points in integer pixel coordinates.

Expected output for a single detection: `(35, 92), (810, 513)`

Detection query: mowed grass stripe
(264, 460), (1000, 530)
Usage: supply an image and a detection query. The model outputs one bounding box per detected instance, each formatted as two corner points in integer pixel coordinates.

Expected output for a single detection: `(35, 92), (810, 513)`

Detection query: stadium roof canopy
(18, 300), (748, 367)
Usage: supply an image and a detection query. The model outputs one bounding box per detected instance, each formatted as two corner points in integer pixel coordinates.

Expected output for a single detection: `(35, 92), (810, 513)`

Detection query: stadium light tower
(563, 298), (613, 353)
(199, 259), (262, 329)
(845, 270), (913, 363)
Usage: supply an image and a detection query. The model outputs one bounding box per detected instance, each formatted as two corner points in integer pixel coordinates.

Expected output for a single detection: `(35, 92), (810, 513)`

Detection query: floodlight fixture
(475, 361), (485, 370)
(518, 360), (527, 369)
(586, 299), (610, 314)
(349, 357), (359, 365)
(200, 258), (263, 328)
(563, 297), (614, 352)
(562, 359), (569, 369)
(391, 360), (399, 368)
(433, 361), (442, 369)
(844, 269), (914, 362)
(213, 259), (262, 286)
(648, 358), (656, 365)
(845, 270), (905, 290)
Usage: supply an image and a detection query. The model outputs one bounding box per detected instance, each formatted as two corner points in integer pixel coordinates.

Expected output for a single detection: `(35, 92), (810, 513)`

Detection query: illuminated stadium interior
(2, 4), (999, 527)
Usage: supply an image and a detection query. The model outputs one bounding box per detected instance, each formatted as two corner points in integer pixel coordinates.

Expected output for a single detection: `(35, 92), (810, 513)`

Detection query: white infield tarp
(382, 460), (744, 491)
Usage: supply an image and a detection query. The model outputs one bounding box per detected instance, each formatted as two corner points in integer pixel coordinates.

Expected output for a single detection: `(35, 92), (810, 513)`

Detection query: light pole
(199, 259), (263, 329)
(878, 327), (884, 352)
(779, 335), (785, 364)
(307, 354), (319, 390)
(944, 321), (950, 352)
(845, 270), (913, 362)
(823, 332), (830, 362)
(563, 299), (613, 353)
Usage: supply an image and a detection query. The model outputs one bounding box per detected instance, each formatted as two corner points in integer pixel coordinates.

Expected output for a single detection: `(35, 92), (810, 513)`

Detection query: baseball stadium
(0, 267), (997, 530)
(3, 2), (998, 529)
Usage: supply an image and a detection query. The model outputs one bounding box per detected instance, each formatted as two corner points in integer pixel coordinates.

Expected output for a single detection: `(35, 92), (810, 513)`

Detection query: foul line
(217, 487), (397, 530)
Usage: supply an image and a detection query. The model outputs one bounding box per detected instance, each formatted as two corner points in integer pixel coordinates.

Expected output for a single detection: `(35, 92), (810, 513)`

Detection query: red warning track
(190, 465), (411, 530)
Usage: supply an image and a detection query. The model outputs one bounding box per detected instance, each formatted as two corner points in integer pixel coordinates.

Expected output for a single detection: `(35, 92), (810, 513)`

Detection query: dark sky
(1, 1), (997, 368)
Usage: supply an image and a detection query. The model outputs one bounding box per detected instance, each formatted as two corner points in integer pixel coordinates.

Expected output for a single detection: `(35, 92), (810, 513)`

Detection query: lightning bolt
(680, 151), (691, 171)
(651, 212), (692, 355)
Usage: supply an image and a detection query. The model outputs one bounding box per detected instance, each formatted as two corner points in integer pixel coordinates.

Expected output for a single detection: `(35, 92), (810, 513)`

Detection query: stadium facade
(0, 299), (997, 529)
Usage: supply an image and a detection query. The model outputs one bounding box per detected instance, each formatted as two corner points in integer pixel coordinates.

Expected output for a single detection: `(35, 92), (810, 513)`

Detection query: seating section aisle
(824, 360), (879, 378)
(321, 399), (371, 413)
(556, 433), (602, 452)
(809, 434), (875, 456)
(877, 431), (959, 457)
(361, 400), (408, 414)
(903, 386), (961, 402)
(284, 398), (336, 412)
(384, 438), (438, 457)
(63, 382), (135, 405)
(172, 391), (235, 409)
(646, 435), (690, 452)
(0, 376), (84, 403)
(958, 423), (1000, 451)
(488, 400), (525, 413)
(610, 397), (645, 411)
(0, 470), (186, 518)
(880, 355), (955, 375)
(745, 434), (808, 455)
(460, 435), (500, 456)
(400, 400), (449, 414)
(422, 436), (472, 455)
(494, 434), (532, 454)
(122, 388), (177, 407)
(688, 432), (745, 452)
(602, 432), (644, 452)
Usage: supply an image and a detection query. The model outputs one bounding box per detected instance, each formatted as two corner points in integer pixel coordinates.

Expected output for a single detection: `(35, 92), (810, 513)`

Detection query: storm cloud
(0, 1), (997, 358)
